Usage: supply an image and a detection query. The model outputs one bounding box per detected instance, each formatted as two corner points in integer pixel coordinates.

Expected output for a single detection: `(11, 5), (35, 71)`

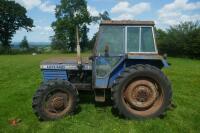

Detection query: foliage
(88, 32), (98, 51)
(156, 21), (200, 58)
(92, 11), (111, 23)
(0, 54), (200, 132)
(99, 11), (111, 21)
(80, 24), (89, 51)
(0, 0), (34, 53)
(0, 44), (53, 55)
(51, 0), (111, 52)
(20, 36), (29, 50)
(51, 0), (91, 52)
(88, 11), (111, 51)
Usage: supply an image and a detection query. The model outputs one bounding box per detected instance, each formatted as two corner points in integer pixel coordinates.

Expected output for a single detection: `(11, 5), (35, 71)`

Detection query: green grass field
(0, 54), (200, 133)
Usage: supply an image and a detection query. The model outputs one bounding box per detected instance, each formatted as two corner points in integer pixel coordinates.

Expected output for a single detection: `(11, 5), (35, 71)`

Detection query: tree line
(156, 21), (200, 58)
(0, 0), (199, 59)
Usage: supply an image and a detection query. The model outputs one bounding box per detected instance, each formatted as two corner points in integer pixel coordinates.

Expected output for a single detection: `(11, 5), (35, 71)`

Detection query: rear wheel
(32, 80), (78, 121)
(112, 65), (172, 119)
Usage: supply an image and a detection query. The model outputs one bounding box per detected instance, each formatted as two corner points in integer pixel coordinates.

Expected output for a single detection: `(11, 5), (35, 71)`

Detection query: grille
(43, 70), (67, 80)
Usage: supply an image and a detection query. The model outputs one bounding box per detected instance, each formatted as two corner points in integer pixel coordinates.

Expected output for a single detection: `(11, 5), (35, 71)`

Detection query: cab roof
(100, 20), (155, 26)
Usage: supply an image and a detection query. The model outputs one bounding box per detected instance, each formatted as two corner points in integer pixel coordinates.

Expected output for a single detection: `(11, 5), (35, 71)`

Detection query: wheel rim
(123, 79), (163, 116)
(44, 91), (72, 117)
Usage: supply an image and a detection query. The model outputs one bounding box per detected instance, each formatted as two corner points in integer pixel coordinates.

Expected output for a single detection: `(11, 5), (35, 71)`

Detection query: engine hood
(40, 57), (92, 70)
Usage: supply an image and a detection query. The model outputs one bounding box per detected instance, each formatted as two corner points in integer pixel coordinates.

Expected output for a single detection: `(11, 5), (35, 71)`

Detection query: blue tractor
(32, 20), (172, 120)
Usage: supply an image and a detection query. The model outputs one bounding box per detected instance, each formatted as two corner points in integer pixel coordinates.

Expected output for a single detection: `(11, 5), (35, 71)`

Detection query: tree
(156, 21), (200, 58)
(88, 32), (98, 51)
(80, 24), (89, 51)
(92, 11), (111, 23)
(51, 0), (91, 52)
(0, 0), (34, 52)
(155, 28), (168, 54)
(20, 36), (29, 50)
(99, 11), (111, 21)
(88, 11), (111, 51)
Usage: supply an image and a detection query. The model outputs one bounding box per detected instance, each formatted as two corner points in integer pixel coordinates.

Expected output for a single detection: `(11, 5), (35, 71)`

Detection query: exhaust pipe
(76, 25), (81, 65)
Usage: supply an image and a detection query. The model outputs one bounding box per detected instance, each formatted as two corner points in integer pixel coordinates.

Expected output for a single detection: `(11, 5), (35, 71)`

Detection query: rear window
(141, 27), (155, 52)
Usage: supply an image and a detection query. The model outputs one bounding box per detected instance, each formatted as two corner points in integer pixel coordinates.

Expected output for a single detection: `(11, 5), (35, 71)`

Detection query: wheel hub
(51, 97), (65, 110)
(45, 92), (70, 114)
(135, 86), (150, 102)
(124, 80), (158, 110)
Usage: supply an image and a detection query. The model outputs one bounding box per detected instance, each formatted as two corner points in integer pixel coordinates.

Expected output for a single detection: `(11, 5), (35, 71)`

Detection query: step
(94, 89), (106, 102)
(95, 95), (105, 102)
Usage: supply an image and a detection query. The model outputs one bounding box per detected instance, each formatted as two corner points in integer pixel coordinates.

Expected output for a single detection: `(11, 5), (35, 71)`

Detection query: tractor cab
(93, 21), (166, 90)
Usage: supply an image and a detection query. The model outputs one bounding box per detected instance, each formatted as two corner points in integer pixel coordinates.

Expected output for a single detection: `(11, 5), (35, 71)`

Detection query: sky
(13, 0), (200, 43)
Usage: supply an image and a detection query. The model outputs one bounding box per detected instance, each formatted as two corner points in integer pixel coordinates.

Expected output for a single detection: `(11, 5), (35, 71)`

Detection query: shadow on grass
(77, 90), (124, 119)
(74, 90), (175, 120)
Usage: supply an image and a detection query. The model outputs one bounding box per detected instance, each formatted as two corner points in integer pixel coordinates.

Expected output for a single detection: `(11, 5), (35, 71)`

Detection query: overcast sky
(13, 0), (200, 42)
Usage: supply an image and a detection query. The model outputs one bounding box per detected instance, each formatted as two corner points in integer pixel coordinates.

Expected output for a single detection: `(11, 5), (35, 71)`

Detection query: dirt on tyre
(32, 80), (79, 121)
(112, 64), (172, 119)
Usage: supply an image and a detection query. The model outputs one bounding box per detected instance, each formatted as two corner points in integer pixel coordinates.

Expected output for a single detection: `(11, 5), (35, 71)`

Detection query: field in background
(0, 54), (200, 133)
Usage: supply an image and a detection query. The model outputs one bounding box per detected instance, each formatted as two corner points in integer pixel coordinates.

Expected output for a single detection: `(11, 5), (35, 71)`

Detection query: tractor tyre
(112, 64), (172, 119)
(32, 80), (79, 121)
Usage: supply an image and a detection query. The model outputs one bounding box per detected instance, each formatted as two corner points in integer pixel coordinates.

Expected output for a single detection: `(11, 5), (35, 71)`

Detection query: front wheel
(112, 65), (172, 119)
(32, 80), (79, 121)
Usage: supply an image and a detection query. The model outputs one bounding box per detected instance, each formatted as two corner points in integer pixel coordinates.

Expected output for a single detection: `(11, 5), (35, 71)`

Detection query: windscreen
(96, 26), (125, 55)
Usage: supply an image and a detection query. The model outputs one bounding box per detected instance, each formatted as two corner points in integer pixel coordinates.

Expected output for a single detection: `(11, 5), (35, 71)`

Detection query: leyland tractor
(32, 20), (172, 121)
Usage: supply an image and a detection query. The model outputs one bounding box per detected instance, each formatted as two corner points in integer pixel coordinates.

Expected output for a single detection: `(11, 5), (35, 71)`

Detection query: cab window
(141, 27), (155, 52)
(127, 27), (156, 52)
(127, 27), (140, 52)
(96, 26), (125, 55)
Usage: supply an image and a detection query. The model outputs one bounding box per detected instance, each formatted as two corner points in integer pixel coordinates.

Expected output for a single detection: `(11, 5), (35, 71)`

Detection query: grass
(0, 54), (200, 133)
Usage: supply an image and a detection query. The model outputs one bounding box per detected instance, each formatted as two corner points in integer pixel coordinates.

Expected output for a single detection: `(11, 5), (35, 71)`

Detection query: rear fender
(125, 59), (169, 69)
(108, 58), (169, 88)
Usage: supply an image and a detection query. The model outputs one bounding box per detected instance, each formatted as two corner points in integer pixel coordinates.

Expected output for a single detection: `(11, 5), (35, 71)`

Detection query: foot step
(94, 89), (105, 102)
(95, 96), (105, 102)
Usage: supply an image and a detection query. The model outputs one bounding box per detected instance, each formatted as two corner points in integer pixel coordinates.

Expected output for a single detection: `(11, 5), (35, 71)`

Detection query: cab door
(94, 26), (125, 89)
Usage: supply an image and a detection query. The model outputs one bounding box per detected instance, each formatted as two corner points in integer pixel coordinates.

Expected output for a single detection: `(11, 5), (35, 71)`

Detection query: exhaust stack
(76, 25), (81, 65)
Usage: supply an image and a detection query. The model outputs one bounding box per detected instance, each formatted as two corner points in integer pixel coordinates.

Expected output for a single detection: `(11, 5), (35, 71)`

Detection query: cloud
(158, 0), (200, 26)
(33, 25), (53, 35)
(39, 2), (56, 13)
(111, 1), (151, 20)
(159, 0), (200, 12)
(15, 0), (55, 13)
(87, 5), (100, 39)
(113, 13), (134, 20)
(31, 25), (53, 38)
(87, 6), (99, 16)
(33, 25), (53, 32)
(15, 0), (41, 10)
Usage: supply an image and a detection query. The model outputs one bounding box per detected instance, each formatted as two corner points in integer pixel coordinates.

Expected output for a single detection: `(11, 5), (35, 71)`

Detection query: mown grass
(0, 54), (200, 133)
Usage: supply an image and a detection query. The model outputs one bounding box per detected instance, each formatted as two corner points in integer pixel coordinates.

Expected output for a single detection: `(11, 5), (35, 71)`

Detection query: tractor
(32, 20), (172, 120)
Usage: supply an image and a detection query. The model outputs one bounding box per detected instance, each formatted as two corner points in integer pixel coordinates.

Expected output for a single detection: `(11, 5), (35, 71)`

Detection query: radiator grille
(43, 70), (67, 80)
